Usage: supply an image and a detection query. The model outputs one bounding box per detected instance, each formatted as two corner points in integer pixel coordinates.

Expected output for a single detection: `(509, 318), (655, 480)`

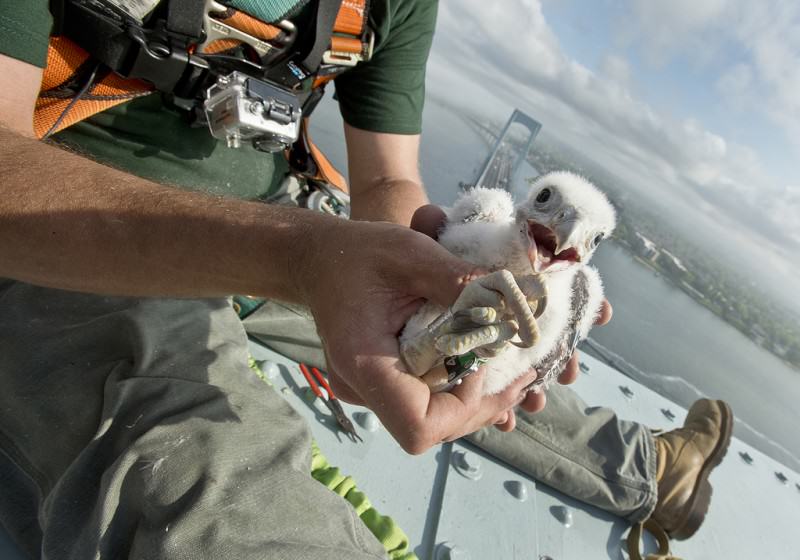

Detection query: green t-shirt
(0, 0), (437, 198)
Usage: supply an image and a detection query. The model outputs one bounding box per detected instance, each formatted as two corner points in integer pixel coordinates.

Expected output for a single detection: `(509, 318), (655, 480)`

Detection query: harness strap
(296, 0), (369, 191)
(36, 0), (370, 193)
(34, 37), (153, 139)
(289, 118), (348, 192)
(333, 0), (368, 35)
(298, 0), (343, 74)
(225, 0), (308, 22)
(168, 0), (207, 38)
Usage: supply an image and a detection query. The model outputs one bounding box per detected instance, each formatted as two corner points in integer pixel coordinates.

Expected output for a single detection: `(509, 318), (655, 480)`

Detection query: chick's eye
(593, 233), (605, 247)
(536, 188), (552, 204)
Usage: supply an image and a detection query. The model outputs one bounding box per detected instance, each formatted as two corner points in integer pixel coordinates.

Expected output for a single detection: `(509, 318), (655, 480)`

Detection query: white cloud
(623, 0), (800, 156)
(425, 0), (800, 290)
(770, 185), (800, 245)
(625, 0), (729, 65)
(600, 55), (631, 86)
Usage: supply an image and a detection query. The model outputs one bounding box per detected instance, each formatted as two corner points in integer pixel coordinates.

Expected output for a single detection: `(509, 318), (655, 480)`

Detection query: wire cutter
(299, 363), (363, 443)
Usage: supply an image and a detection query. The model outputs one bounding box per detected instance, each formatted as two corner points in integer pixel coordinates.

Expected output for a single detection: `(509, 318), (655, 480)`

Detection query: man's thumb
(410, 204), (447, 240)
(409, 236), (486, 309)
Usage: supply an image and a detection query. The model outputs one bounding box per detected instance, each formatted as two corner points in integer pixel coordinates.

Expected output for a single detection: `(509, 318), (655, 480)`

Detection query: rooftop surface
(247, 340), (800, 560)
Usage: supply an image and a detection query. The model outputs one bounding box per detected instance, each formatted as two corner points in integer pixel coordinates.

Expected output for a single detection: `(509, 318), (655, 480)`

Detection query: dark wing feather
(527, 269), (592, 391)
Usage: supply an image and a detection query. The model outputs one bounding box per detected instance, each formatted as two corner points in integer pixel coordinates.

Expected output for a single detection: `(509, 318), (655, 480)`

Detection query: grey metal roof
(248, 340), (800, 560)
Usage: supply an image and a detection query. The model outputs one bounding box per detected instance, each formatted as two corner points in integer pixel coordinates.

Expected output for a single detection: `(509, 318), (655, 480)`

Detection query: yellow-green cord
(249, 357), (419, 560)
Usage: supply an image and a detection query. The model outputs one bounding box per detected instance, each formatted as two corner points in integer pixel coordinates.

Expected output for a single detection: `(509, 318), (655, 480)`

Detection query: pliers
(299, 363), (363, 443)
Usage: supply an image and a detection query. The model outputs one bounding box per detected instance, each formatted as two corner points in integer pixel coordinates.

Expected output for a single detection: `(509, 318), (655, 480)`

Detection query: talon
(400, 270), (546, 378)
(472, 307), (497, 324)
(451, 307), (498, 332)
(518, 273), (549, 319)
(532, 294), (547, 318)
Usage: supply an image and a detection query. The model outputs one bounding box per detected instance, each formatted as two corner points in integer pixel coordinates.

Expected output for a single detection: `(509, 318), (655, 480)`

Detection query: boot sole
(670, 399), (733, 540)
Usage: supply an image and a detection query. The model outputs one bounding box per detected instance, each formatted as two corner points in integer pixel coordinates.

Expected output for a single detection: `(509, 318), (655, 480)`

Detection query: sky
(423, 0), (800, 313)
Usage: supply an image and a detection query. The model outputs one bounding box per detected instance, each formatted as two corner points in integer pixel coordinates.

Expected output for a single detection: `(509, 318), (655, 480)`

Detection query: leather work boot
(651, 399), (733, 540)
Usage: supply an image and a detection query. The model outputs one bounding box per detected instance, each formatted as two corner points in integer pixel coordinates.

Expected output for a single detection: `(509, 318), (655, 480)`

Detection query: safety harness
(36, 0), (372, 194)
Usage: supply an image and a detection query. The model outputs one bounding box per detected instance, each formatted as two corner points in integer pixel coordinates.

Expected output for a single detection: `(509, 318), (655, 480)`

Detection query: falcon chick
(400, 171), (616, 395)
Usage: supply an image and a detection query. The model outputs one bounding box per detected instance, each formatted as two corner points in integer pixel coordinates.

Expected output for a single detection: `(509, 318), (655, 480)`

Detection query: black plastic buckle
(126, 25), (207, 92)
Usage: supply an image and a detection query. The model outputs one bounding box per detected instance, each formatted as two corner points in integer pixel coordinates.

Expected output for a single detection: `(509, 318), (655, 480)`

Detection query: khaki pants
(466, 384), (658, 522)
(0, 280), (386, 559)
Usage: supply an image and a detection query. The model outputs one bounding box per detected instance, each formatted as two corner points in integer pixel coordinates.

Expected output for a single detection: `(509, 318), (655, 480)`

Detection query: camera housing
(204, 71), (302, 151)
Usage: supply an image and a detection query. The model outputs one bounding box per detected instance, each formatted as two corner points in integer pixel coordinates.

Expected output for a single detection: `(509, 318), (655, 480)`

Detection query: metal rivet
(619, 385), (634, 399)
(579, 361), (589, 373)
(354, 411), (380, 432)
(539, 556), (555, 560)
(255, 360), (280, 380)
(552, 505), (573, 527)
(226, 134), (241, 149)
(435, 542), (469, 560)
(739, 451), (754, 465)
(505, 480), (528, 502)
(776, 471), (789, 484)
(248, 101), (265, 115)
(452, 450), (483, 480)
(661, 408), (676, 421)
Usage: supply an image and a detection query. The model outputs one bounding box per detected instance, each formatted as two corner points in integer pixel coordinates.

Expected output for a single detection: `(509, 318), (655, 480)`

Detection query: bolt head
(248, 101), (265, 115)
(256, 360), (280, 380)
(505, 480), (528, 502)
(354, 411), (380, 432)
(551, 505), (573, 528)
(452, 450), (482, 480)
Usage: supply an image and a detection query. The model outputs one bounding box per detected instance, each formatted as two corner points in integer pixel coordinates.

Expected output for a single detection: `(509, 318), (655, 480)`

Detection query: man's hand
(297, 217), (538, 454)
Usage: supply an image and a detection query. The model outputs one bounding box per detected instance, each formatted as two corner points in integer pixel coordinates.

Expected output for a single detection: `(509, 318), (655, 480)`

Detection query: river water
(310, 95), (800, 471)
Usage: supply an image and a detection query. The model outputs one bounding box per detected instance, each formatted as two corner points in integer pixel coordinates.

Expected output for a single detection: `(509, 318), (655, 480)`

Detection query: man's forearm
(0, 127), (328, 300)
(349, 177), (428, 225)
(343, 124), (428, 226)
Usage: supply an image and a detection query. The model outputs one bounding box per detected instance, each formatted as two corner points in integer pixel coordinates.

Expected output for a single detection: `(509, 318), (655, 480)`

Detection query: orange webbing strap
(218, 9), (284, 40)
(299, 0), (370, 190)
(334, 0), (369, 36)
(34, 37), (153, 139)
(294, 118), (349, 193)
(330, 35), (362, 54)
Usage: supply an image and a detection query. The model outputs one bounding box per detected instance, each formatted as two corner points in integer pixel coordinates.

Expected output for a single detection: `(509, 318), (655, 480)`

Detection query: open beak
(526, 219), (584, 272)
